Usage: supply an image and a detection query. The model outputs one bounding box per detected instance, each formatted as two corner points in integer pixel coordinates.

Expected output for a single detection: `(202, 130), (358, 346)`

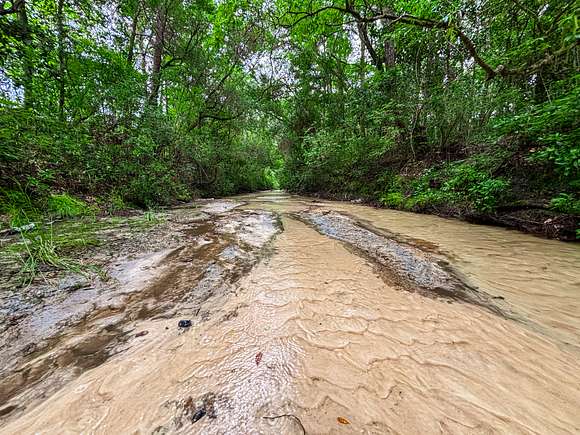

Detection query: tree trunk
(356, 21), (383, 71)
(56, 0), (66, 120)
(149, 4), (166, 106)
(17, 0), (33, 108)
(381, 7), (396, 68)
(127, 4), (140, 64)
(359, 23), (365, 82)
(384, 40), (396, 67)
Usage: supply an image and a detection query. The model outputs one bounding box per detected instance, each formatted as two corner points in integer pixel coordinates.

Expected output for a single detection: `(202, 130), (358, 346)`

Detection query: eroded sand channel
(1, 191), (579, 434)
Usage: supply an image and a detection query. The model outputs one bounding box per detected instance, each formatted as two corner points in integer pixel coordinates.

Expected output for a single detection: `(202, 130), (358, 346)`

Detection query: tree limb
(356, 21), (382, 70)
(198, 112), (243, 122)
(283, 3), (573, 80)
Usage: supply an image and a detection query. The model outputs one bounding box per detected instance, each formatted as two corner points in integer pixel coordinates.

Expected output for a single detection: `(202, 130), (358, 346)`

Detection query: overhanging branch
(283, 3), (575, 80)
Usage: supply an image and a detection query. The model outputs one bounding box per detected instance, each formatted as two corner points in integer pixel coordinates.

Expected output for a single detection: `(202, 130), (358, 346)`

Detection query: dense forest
(0, 0), (578, 238)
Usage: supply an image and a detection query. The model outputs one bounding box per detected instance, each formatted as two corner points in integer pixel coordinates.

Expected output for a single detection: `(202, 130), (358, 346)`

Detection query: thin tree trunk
(17, 0), (33, 108)
(359, 24), (365, 82)
(358, 28), (366, 135)
(139, 30), (148, 101)
(382, 7), (396, 68)
(445, 43), (456, 82)
(127, 4), (140, 64)
(57, 0), (66, 120)
(356, 21), (383, 71)
(149, 4), (166, 106)
(139, 31), (147, 75)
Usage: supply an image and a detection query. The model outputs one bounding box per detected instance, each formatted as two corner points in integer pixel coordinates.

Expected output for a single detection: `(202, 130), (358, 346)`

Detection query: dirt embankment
(295, 190), (579, 241)
(0, 200), (281, 423)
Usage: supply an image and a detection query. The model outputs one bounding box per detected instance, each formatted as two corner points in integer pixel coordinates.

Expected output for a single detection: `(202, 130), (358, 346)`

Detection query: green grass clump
(10, 221), (101, 286)
(47, 194), (93, 218)
(126, 209), (164, 229)
(18, 227), (74, 286)
(142, 210), (158, 222)
(0, 187), (40, 228)
(1, 190), (94, 230)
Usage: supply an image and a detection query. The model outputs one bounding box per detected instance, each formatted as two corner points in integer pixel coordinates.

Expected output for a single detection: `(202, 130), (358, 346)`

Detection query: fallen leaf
(183, 396), (194, 412)
(337, 416), (350, 425)
(255, 351), (263, 366)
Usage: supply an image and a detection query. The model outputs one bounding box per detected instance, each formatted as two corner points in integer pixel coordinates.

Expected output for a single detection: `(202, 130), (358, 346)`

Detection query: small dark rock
(135, 330), (149, 337)
(191, 408), (206, 422)
(21, 342), (36, 355)
(178, 319), (192, 328)
(184, 392), (218, 423)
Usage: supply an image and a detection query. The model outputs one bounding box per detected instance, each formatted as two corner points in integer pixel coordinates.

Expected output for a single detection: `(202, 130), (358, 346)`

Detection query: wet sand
(1, 191), (579, 434)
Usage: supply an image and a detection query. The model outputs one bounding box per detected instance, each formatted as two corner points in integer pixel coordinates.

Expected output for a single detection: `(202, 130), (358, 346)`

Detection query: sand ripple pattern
(1, 192), (579, 434)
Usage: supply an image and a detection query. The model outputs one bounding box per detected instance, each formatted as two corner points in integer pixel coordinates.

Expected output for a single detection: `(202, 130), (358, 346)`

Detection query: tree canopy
(0, 0), (578, 229)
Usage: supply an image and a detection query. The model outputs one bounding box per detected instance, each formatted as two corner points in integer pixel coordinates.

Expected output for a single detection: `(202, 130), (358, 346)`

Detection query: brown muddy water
(1, 191), (579, 434)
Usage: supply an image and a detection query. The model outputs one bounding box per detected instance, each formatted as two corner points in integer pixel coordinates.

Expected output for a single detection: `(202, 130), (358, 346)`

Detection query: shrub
(380, 192), (405, 208)
(405, 190), (448, 210)
(550, 193), (580, 215)
(441, 161), (509, 212)
(468, 178), (510, 212)
(0, 187), (40, 228)
(47, 194), (93, 218)
(495, 76), (579, 180)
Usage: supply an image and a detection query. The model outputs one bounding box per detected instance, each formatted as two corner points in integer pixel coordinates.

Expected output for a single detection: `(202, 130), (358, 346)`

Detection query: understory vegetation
(0, 0), (284, 230)
(0, 0), (578, 241)
(277, 2), (579, 239)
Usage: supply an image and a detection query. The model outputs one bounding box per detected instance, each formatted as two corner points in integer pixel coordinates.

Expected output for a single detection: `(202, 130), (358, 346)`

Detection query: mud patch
(0, 207), (282, 424)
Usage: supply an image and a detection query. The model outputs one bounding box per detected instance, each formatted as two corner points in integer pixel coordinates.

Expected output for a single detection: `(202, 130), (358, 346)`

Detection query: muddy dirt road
(1, 191), (579, 434)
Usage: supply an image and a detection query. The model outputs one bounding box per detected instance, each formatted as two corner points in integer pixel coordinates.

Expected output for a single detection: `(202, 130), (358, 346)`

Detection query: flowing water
(1, 191), (579, 434)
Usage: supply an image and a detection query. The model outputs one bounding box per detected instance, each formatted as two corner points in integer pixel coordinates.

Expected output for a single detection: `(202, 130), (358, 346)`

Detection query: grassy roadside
(0, 191), (165, 288)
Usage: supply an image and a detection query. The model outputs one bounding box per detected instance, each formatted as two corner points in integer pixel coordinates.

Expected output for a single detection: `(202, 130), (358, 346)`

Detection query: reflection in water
(1, 191), (579, 434)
